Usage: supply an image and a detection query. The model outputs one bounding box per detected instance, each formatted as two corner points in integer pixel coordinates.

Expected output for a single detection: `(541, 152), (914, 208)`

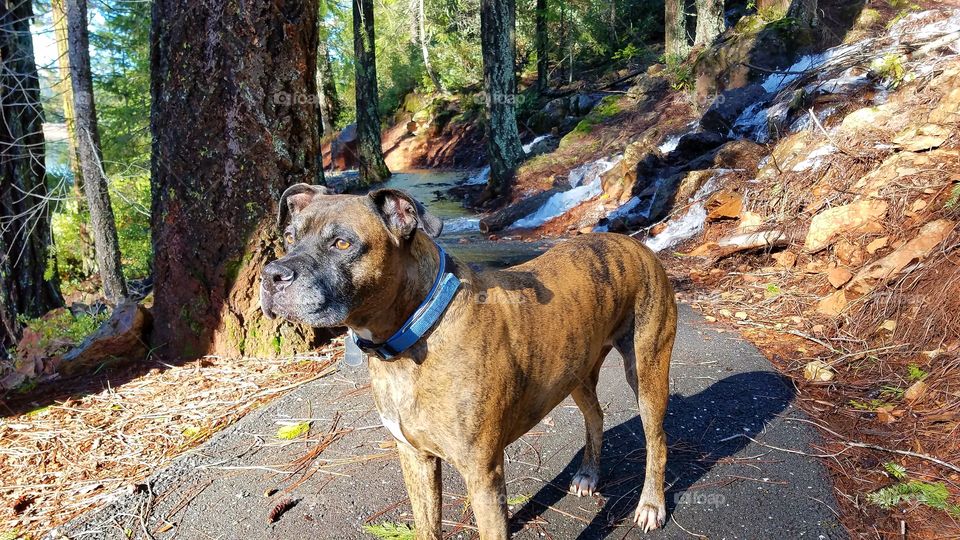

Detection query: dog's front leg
(397, 443), (442, 540)
(463, 455), (509, 540)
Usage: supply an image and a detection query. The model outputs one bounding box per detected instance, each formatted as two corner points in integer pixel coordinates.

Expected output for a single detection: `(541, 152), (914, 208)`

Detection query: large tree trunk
(352, 0), (390, 186)
(0, 0), (64, 358)
(665, 0), (690, 60)
(52, 0), (96, 277)
(693, 0), (725, 47)
(535, 0), (547, 92)
(150, 0), (327, 360)
(317, 32), (339, 136)
(417, 0), (443, 92)
(66, 0), (128, 304)
(480, 0), (524, 198)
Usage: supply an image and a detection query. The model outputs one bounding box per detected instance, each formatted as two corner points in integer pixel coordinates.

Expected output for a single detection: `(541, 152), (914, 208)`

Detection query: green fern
(868, 463), (960, 517)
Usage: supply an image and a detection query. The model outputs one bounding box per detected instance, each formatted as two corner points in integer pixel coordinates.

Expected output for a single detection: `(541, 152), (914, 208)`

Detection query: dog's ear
(369, 188), (443, 240)
(277, 184), (332, 228)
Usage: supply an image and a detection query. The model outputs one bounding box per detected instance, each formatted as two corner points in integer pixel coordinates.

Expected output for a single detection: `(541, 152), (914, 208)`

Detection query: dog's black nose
(263, 262), (295, 290)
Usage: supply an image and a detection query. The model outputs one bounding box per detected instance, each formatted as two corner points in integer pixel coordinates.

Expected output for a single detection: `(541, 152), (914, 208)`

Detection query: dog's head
(259, 184), (443, 328)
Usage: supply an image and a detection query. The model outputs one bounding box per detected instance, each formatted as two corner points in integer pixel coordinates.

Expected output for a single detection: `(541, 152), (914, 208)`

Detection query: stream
(329, 169), (554, 269)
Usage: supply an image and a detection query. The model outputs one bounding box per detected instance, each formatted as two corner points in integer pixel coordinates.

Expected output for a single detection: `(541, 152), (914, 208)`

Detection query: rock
(627, 75), (668, 102)
(827, 267), (853, 289)
(878, 319), (897, 334)
(706, 191), (742, 220)
(673, 170), (714, 203)
(839, 103), (898, 133)
(600, 135), (661, 204)
(710, 140), (766, 171)
(803, 360), (835, 382)
(60, 302), (152, 376)
(0, 371), (26, 390)
(405, 120), (419, 134)
(904, 380), (928, 403)
(866, 236), (889, 254)
(893, 124), (950, 152)
(738, 211), (763, 231)
(816, 290), (848, 317)
(855, 151), (960, 198)
(847, 220), (956, 296)
(330, 123), (358, 170)
(478, 188), (563, 233)
(569, 93), (601, 116)
(804, 200), (888, 253)
(834, 239), (865, 266)
(701, 84), (769, 135)
(671, 132), (727, 164)
(772, 251), (797, 268)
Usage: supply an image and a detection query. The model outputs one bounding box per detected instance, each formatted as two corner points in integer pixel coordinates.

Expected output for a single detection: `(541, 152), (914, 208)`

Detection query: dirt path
(54, 305), (845, 539)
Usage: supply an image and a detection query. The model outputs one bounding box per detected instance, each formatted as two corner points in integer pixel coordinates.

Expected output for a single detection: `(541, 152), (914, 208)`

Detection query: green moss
(567, 96), (623, 137)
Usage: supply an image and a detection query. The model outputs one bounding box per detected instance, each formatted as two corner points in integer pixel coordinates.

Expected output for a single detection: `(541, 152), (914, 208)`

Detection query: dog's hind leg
(397, 443), (442, 540)
(617, 321), (674, 533)
(569, 347), (609, 497)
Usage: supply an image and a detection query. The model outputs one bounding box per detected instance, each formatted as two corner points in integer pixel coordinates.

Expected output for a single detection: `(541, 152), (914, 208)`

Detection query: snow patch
(644, 204), (708, 253)
(465, 166), (490, 186)
(511, 155), (622, 228)
(522, 135), (552, 154)
(443, 217), (480, 233)
(658, 134), (683, 154)
(792, 144), (837, 172)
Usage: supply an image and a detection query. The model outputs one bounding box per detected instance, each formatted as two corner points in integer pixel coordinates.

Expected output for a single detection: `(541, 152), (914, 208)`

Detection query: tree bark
(665, 0), (690, 60)
(535, 0), (547, 92)
(788, 0), (819, 28)
(693, 0), (725, 47)
(65, 0), (128, 304)
(317, 33), (339, 136)
(150, 0), (328, 360)
(352, 0), (390, 186)
(0, 0), (64, 357)
(480, 0), (524, 198)
(51, 0), (96, 278)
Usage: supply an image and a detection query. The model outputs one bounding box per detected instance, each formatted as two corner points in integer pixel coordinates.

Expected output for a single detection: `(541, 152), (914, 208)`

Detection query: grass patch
(362, 522), (415, 540)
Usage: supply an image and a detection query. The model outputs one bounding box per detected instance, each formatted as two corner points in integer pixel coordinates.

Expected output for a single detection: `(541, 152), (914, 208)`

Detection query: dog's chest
(369, 363), (424, 448)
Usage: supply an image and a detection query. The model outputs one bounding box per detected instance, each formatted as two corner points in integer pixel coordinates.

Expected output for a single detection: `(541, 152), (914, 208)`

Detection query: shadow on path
(513, 370), (793, 538)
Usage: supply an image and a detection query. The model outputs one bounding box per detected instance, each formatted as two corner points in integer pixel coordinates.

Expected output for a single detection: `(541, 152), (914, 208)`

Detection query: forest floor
(0, 344), (340, 536)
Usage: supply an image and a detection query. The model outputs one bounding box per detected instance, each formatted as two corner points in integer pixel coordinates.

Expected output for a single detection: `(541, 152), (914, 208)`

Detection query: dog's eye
(284, 232), (295, 245)
(334, 238), (352, 251)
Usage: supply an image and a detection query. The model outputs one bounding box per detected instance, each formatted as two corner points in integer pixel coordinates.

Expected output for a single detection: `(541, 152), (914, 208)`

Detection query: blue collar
(351, 243), (461, 360)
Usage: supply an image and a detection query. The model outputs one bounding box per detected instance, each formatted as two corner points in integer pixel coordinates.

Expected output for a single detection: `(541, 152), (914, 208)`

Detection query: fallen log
(479, 188), (561, 233)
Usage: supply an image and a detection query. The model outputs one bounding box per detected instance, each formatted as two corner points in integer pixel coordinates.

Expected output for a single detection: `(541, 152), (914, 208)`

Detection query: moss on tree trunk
(150, 0), (328, 360)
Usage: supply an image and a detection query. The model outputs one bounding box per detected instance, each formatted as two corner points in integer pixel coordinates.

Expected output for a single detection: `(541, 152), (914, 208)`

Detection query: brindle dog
(260, 185), (677, 539)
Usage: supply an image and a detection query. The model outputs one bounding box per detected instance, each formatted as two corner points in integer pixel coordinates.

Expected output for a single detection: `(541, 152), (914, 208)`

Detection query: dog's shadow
(511, 370), (793, 539)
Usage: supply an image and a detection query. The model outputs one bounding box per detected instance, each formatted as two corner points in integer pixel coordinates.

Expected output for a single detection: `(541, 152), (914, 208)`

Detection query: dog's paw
(634, 501), (666, 533)
(569, 471), (599, 497)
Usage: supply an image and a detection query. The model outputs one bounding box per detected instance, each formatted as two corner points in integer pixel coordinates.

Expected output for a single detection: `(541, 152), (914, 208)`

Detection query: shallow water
(328, 168), (552, 269)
